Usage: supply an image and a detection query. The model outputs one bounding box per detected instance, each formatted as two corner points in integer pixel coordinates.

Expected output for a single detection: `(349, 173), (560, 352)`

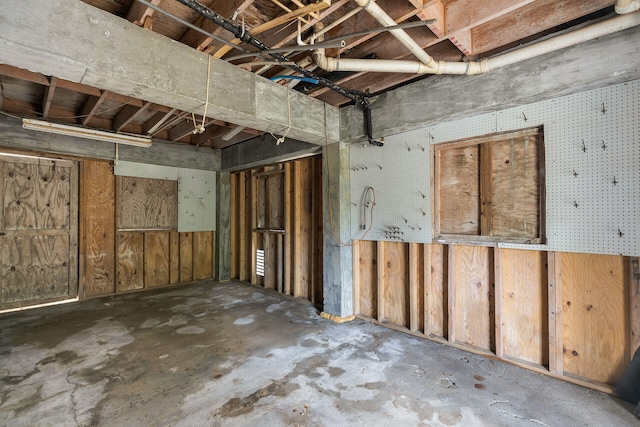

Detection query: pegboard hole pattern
(351, 79), (640, 256)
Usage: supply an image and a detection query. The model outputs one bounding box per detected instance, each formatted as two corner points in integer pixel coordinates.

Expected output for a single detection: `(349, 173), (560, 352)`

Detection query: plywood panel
(118, 176), (177, 230)
(267, 172), (284, 229)
(82, 160), (115, 296)
(562, 253), (628, 385)
(312, 156), (323, 307)
(1, 235), (69, 303)
(35, 162), (71, 230)
(409, 243), (424, 332)
(452, 245), (493, 351)
(116, 232), (143, 292)
(2, 161), (37, 230)
(263, 233), (276, 289)
(438, 145), (480, 235)
(169, 231), (179, 284)
(179, 232), (193, 282)
(382, 242), (409, 328)
(425, 243), (447, 338)
(490, 132), (541, 238)
(500, 249), (548, 366)
(144, 231), (170, 288)
(356, 240), (377, 318)
(193, 231), (213, 280)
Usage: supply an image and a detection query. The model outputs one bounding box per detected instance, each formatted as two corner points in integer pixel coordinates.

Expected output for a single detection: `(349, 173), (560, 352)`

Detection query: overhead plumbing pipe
(314, 0), (640, 75)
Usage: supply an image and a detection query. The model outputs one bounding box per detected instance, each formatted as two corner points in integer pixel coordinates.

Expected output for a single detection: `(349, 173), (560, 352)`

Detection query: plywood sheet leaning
(424, 244), (448, 339)
(381, 242), (409, 328)
(450, 245), (494, 351)
(144, 231), (170, 288)
(562, 252), (628, 385)
(81, 160), (115, 296)
(497, 248), (548, 367)
(116, 232), (144, 292)
(117, 176), (177, 230)
(193, 231), (214, 280)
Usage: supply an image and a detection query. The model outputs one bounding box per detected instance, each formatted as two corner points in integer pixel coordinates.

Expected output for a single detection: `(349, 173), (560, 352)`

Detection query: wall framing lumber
(548, 251), (563, 375)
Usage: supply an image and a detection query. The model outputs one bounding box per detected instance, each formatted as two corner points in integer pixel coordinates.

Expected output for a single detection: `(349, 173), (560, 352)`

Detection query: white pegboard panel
(428, 112), (497, 144)
(350, 127), (432, 243)
(497, 80), (640, 256)
(351, 79), (640, 255)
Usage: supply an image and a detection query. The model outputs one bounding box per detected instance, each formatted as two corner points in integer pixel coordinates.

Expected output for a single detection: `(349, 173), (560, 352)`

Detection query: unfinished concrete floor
(0, 281), (637, 426)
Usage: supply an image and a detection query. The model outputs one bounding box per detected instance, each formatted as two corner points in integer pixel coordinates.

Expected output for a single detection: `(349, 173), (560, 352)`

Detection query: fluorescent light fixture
(22, 118), (152, 148)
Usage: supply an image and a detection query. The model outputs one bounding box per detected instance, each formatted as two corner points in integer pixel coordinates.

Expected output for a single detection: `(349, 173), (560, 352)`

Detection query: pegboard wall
(350, 79), (640, 256)
(114, 161), (216, 232)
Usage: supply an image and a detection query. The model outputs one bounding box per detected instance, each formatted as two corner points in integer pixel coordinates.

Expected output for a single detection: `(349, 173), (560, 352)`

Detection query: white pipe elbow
(616, 0), (640, 14)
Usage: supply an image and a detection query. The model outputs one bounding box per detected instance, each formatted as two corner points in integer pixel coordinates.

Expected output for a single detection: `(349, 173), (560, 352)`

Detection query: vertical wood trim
(631, 257), (640, 360)
(377, 240), (385, 323)
(447, 244), (456, 343)
(284, 162), (293, 295)
(479, 143), (493, 235)
(548, 251), (563, 375)
(353, 241), (361, 315)
(211, 231), (216, 280)
(169, 231), (179, 284)
(293, 161), (303, 296)
(230, 173), (237, 279)
(68, 162), (79, 297)
(277, 234), (284, 293)
(238, 172), (247, 281)
(423, 244), (432, 336)
(250, 172), (258, 285)
(538, 133), (547, 241)
(409, 243), (420, 332)
(494, 247), (504, 358)
(432, 148), (441, 235)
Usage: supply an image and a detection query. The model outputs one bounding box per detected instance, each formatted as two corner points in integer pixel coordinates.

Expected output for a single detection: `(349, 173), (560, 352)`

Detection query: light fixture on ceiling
(22, 118), (153, 148)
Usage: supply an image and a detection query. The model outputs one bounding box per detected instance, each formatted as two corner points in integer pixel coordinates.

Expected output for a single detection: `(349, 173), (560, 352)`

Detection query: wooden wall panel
(193, 231), (214, 280)
(81, 160), (115, 297)
(116, 232), (144, 292)
(356, 240), (377, 318)
(409, 243), (424, 332)
(312, 156), (323, 307)
(2, 161), (37, 230)
(238, 172), (249, 281)
(179, 232), (193, 282)
(490, 133), (541, 238)
(144, 231), (170, 288)
(169, 231), (179, 284)
(381, 242), (409, 328)
(117, 176), (177, 230)
(425, 243), (447, 338)
(437, 145), (480, 235)
(562, 253), (628, 385)
(230, 173), (238, 279)
(267, 173), (284, 229)
(632, 257), (640, 358)
(451, 245), (493, 351)
(263, 233), (277, 290)
(293, 159), (312, 299)
(499, 249), (548, 366)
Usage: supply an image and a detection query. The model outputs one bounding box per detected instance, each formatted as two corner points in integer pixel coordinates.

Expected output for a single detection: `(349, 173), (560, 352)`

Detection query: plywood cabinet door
(0, 155), (78, 309)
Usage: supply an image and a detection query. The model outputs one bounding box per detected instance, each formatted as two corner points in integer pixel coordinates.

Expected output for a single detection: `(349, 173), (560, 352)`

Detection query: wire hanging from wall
(270, 87), (291, 145)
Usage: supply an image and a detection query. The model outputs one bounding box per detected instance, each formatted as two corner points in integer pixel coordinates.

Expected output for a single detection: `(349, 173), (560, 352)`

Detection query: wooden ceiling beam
(0, 64), (50, 86)
(213, 0), (332, 58)
(470, 0), (616, 54)
(80, 91), (109, 126)
(41, 77), (58, 118)
(143, 108), (177, 134)
(113, 101), (152, 131)
(127, 0), (161, 27)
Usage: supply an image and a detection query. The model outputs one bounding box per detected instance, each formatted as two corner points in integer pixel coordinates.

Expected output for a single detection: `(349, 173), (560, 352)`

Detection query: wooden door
(0, 154), (78, 309)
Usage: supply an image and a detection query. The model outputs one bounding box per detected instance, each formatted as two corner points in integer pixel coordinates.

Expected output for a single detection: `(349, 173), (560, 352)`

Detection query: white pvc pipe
(616, 0), (640, 14)
(315, 0), (640, 76)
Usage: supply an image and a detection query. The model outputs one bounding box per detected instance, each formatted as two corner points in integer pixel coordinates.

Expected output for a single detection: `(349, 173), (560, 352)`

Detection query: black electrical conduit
(173, 0), (383, 146)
